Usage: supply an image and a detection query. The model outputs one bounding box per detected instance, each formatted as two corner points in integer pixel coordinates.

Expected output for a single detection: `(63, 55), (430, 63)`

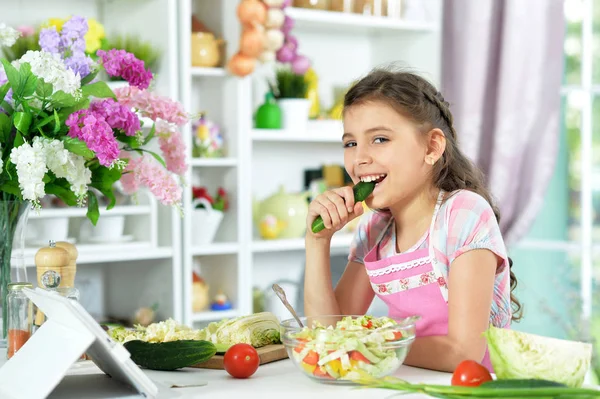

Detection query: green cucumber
(480, 378), (569, 389)
(124, 339), (217, 371)
(311, 181), (376, 233)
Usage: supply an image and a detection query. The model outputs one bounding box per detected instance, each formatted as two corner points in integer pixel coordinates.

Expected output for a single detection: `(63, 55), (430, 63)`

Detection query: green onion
(355, 375), (600, 398)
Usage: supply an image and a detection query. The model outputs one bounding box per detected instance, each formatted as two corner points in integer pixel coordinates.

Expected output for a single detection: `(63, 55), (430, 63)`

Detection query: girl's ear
(424, 128), (446, 165)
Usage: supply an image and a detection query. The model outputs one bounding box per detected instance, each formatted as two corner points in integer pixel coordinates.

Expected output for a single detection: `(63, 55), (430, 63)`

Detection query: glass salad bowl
(280, 314), (418, 384)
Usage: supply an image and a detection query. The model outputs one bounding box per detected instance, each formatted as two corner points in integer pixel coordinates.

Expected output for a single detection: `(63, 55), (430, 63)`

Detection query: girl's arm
(304, 236), (374, 316)
(403, 248), (498, 372)
(303, 185), (368, 317)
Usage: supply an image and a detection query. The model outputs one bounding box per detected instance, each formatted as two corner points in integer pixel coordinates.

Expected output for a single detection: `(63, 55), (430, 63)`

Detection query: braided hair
(342, 67), (523, 322)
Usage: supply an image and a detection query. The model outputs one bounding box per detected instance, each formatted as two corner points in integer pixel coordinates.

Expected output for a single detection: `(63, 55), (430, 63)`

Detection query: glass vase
(0, 200), (31, 347)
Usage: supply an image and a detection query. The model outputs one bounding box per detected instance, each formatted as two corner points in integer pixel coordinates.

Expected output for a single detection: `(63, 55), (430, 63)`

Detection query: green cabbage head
(483, 326), (592, 388)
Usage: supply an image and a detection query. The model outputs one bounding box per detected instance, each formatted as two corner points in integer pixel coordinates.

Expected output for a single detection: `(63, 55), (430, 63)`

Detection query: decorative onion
(240, 27), (265, 58)
(228, 52), (256, 77)
(265, 9), (285, 28)
(265, 29), (284, 51)
(237, 0), (267, 26)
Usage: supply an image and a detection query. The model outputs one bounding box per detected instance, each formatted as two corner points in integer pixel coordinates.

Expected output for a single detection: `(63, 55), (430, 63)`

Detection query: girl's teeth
(361, 174), (386, 182)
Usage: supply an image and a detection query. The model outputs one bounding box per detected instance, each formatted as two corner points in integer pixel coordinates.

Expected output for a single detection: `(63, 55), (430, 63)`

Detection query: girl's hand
(306, 186), (365, 239)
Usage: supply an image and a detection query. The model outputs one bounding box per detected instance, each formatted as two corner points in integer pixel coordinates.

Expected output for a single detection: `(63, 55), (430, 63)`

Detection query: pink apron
(363, 190), (494, 371)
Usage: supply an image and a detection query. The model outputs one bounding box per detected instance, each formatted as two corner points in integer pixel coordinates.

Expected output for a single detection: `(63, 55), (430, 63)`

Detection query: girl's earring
(427, 157), (435, 165)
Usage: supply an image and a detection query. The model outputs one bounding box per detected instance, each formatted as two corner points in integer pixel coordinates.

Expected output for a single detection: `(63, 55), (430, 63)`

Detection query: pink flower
(66, 109), (120, 167)
(120, 154), (182, 206)
(378, 284), (387, 293)
(90, 98), (140, 136)
(114, 86), (188, 126)
(96, 49), (153, 90)
(156, 120), (188, 176)
(17, 25), (35, 37)
(437, 277), (447, 287)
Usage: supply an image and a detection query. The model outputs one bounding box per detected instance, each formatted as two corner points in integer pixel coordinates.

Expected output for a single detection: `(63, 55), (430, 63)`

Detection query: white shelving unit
(178, 0), (443, 325)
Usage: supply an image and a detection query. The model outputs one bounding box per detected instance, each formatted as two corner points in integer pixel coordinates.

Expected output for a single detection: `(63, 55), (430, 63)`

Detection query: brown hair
(343, 67), (523, 322)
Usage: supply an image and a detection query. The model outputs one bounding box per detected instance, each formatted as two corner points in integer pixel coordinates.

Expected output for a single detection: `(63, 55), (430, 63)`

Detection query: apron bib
(363, 190), (493, 371)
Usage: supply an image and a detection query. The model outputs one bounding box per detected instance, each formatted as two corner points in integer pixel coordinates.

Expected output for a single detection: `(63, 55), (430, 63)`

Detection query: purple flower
(66, 109), (120, 167)
(90, 98), (141, 136)
(0, 69), (13, 113)
(38, 16), (93, 78)
(96, 49), (153, 90)
(64, 52), (92, 78)
(39, 27), (61, 54)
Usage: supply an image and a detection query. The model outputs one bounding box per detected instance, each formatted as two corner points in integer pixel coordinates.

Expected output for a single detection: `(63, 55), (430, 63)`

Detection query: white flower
(12, 51), (81, 98)
(41, 137), (91, 201)
(10, 139), (47, 204)
(0, 23), (21, 48)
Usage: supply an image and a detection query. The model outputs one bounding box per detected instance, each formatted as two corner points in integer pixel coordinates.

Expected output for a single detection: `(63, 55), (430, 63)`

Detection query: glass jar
(6, 282), (33, 359)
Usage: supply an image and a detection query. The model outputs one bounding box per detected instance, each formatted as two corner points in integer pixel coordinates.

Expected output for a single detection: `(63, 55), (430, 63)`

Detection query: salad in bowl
(280, 315), (418, 383)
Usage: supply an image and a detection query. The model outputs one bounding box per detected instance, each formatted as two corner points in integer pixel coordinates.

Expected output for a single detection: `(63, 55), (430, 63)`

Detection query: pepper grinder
(54, 240), (78, 288)
(34, 240), (70, 326)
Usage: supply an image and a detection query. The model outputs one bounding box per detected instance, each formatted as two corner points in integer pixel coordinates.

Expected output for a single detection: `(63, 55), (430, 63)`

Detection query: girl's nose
(354, 146), (372, 166)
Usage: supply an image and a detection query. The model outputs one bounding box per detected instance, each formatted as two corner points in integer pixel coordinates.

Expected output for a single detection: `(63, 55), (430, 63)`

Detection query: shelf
(190, 157), (238, 167)
(29, 205), (152, 219)
(24, 245), (173, 265)
(252, 119), (343, 143)
(286, 7), (437, 34)
(191, 67), (227, 77)
(191, 242), (240, 256)
(252, 233), (353, 252)
(191, 309), (239, 322)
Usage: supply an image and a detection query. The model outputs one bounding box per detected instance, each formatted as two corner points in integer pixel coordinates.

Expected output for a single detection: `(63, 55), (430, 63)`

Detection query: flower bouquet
(0, 16), (189, 338)
(191, 186), (228, 245)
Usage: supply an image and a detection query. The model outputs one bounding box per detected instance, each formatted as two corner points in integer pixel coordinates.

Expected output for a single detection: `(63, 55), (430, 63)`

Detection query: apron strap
(428, 189), (449, 302)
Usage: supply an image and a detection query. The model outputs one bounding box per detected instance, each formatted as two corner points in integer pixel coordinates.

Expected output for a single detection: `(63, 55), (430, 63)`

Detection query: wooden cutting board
(190, 344), (288, 370)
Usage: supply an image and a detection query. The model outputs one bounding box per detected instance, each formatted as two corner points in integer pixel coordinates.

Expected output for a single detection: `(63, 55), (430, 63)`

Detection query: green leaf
(82, 81), (116, 99)
(90, 165), (121, 209)
(86, 190), (100, 226)
(35, 80), (54, 99)
(53, 109), (61, 134)
(143, 123), (156, 145)
(0, 181), (21, 197)
(59, 97), (90, 119)
(51, 90), (76, 107)
(0, 101), (13, 114)
(13, 131), (24, 148)
(18, 63), (37, 98)
(0, 83), (9, 105)
(116, 132), (140, 149)
(33, 113), (55, 130)
(144, 150), (167, 169)
(80, 68), (99, 86)
(45, 179), (78, 207)
(13, 112), (32, 134)
(0, 113), (10, 143)
(0, 59), (20, 92)
(61, 136), (94, 159)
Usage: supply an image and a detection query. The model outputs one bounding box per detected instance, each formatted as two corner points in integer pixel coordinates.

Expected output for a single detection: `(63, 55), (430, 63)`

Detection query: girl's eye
(374, 137), (389, 144)
(343, 141), (356, 148)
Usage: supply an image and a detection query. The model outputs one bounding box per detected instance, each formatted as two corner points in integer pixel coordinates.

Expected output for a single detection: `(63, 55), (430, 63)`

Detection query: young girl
(303, 68), (522, 373)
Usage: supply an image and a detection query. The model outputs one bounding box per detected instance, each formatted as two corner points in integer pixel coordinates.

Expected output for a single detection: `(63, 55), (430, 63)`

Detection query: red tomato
(302, 350), (319, 365)
(223, 343), (260, 379)
(451, 360), (493, 387)
(349, 350), (371, 364)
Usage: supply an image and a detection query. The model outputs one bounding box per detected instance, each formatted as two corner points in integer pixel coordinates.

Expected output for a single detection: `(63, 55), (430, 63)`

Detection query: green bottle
(255, 92), (282, 129)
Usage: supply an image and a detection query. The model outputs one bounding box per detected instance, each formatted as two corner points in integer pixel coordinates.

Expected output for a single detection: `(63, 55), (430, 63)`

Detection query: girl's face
(342, 101), (432, 210)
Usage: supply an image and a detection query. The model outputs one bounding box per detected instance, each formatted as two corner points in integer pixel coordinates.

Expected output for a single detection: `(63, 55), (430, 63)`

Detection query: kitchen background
(1, 0), (596, 368)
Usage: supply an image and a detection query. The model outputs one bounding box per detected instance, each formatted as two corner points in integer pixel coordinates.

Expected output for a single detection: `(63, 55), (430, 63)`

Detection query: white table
(0, 348), (452, 399)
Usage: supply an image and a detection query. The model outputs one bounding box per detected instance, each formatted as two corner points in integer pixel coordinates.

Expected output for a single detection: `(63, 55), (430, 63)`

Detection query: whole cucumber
(311, 181), (376, 233)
